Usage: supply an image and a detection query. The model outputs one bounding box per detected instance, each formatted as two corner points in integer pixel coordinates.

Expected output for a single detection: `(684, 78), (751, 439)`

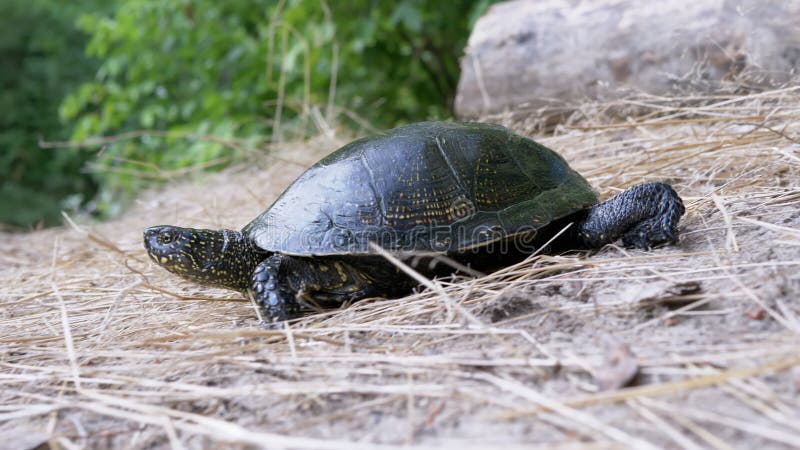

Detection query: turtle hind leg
(621, 212), (678, 248)
(576, 182), (685, 250)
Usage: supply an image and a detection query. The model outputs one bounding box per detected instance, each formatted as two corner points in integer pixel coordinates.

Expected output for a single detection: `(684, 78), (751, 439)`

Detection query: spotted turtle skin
(144, 121), (685, 323)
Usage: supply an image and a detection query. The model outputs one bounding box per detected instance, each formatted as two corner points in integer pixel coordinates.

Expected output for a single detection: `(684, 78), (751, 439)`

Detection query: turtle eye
(158, 230), (176, 245)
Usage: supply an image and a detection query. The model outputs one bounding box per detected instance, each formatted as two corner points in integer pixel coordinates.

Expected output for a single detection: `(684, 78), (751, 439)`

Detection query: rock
(455, 0), (800, 119)
(593, 334), (639, 391)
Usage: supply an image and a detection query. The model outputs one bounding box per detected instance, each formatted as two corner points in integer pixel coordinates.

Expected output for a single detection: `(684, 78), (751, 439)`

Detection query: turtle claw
(258, 319), (287, 330)
(621, 216), (678, 249)
(621, 186), (684, 249)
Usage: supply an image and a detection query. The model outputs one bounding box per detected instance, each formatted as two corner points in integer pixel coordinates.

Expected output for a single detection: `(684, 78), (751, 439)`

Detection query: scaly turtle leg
(251, 254), (300, 323)
(576, 182), (685, 249)
(250, 254), (385, 323)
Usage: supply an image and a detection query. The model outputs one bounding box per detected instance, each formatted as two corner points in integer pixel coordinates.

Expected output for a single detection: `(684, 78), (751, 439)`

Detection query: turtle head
(144, 225), (263, 291)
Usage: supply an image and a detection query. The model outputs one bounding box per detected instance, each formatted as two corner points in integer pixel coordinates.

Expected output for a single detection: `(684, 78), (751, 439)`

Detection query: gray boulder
(455, 0), (800, 118)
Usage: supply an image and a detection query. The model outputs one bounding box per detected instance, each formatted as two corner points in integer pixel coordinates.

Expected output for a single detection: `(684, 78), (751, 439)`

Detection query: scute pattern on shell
(243, 122), (598, 255)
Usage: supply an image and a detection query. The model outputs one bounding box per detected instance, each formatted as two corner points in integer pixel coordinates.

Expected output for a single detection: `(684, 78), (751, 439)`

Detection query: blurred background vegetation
(1, 0), (498, 229)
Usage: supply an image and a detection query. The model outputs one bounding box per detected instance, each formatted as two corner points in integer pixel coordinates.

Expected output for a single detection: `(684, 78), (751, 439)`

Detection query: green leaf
(389, 2), (422, 32)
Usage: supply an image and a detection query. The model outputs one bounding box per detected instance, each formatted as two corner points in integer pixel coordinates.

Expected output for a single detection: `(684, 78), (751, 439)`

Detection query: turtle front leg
(251, 254), (389, 324)
(576, 182), (685, 249)
(251, 254), (302, 323)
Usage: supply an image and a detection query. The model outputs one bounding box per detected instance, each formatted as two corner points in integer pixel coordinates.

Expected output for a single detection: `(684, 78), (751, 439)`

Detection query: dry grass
(2, 86), (800, 449)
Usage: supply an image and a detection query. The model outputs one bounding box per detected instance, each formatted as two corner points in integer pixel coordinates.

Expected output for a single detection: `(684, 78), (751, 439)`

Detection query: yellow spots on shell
(383, 181), (471, 228)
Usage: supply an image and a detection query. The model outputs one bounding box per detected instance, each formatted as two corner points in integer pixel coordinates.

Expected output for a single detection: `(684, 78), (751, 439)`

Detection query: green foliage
(0, 0), (106, 227)
(60, 0), (498, 219)
(1, 0), (498, 227)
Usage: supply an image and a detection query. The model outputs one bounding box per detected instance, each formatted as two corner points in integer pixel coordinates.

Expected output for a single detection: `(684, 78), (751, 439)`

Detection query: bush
(0, 0), (105, 227)
(5, 0), (498, 226)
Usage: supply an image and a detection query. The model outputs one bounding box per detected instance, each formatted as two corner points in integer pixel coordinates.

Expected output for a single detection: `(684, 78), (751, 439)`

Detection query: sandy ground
(1, 88), (799, 449)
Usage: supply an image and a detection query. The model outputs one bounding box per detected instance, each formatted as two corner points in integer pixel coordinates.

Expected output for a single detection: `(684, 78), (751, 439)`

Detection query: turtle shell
(243, 121), (597, 255)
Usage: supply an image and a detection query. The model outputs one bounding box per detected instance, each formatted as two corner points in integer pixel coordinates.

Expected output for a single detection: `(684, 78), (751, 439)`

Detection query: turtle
(144, 121), (685, 323)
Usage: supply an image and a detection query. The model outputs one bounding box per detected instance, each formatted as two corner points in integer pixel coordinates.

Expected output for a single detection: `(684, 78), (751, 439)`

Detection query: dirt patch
(1, 89), (799, 448)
